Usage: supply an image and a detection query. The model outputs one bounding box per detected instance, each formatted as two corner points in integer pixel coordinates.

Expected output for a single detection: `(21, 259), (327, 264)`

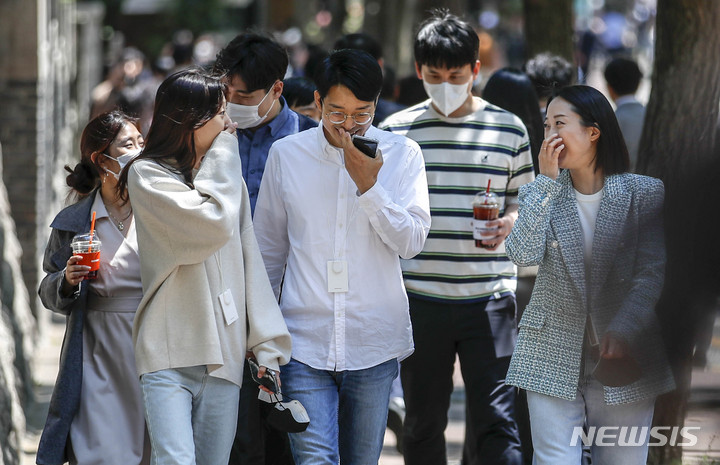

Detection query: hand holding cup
(64, 255), (90, 287)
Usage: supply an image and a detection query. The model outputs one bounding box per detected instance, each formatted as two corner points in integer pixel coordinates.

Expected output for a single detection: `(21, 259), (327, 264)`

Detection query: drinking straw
(485, 179), (491, 203)
(88, 211), (96, 251)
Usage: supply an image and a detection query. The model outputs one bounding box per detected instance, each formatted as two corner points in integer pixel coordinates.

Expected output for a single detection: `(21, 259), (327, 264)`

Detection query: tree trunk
(522, 0), (574, 62)
(638, 1), (720, 463)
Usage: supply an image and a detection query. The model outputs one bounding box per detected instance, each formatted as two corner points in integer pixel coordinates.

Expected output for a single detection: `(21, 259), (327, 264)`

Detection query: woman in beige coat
(118, 69), (291, 465)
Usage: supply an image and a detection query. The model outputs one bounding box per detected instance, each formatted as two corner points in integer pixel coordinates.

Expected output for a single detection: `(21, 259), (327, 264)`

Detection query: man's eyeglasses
(325, 111), (374, 125)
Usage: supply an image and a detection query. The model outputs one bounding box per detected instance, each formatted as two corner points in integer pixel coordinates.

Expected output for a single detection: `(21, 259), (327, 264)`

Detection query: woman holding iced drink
(37, 111), (150, 464)
(118, 69), (291, 464)
(504, 85), (675, 464)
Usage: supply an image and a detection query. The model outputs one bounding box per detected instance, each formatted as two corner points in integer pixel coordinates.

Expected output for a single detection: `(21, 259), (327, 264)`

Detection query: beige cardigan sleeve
(239, 194), (292, 371)
(128, 131), (243, 266)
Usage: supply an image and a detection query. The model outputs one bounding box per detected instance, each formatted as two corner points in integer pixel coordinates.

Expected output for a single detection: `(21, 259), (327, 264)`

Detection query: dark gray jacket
(36, 192), (96, 465)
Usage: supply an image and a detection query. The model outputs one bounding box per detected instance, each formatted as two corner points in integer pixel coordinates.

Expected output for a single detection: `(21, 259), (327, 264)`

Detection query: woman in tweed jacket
(505, 85), (675, 465)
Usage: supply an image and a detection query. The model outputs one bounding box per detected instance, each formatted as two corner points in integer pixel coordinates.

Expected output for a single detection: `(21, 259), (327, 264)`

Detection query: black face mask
(265, 397), (310, 433)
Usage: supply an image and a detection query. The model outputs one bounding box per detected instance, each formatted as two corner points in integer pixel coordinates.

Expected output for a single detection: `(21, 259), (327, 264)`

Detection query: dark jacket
(36, 192), (96, 465)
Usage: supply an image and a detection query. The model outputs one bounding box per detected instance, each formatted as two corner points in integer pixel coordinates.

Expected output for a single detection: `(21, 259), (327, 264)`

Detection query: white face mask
(227, 87), (275, 129)
(423, 80), (471, 116)
(102, 148), (141, 180)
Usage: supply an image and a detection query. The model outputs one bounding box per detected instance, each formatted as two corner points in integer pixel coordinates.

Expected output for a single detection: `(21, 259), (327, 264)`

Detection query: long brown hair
(117, 68), (225, 200)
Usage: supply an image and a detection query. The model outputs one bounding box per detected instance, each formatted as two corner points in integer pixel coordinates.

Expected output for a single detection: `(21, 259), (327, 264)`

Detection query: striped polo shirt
(380, 98), (535, 303)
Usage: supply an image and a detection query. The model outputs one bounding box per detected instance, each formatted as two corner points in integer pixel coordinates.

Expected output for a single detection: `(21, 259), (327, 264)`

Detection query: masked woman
(505, 85), (675, 465)
(37, 111), (150, 465)
(118, 68), (291, 465)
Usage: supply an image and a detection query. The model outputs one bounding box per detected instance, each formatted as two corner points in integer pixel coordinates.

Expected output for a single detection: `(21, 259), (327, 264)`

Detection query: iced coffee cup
(71, 232), (101, 279)
(472, 191), (499, 248)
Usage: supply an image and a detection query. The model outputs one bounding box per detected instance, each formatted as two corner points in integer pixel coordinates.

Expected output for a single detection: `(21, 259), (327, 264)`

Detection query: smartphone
(351, 134), (379, 158)
(247, 358), (279, 393)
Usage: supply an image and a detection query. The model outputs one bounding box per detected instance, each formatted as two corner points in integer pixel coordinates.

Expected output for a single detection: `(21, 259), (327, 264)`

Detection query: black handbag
(587, 315), (642, 387)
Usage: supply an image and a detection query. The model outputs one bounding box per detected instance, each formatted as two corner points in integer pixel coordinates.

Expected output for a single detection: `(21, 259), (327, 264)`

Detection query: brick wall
(0, 0), (97, 316)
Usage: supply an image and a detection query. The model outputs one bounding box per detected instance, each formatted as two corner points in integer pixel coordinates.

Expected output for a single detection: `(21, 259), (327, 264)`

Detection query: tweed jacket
(36, 191), (96, 465)
(505, 171), (675, 404)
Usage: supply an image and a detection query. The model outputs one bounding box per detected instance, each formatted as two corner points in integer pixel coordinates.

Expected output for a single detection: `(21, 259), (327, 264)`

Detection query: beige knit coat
(128, 131), (291, 386)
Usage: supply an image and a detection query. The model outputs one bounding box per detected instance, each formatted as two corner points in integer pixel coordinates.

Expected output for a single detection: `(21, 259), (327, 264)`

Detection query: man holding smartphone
(380, 10), (534, 465)
(253, 49), (430, 464)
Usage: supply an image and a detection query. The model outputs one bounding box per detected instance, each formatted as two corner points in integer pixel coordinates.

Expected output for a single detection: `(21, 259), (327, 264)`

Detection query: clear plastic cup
(71, 232), (101, 279)
(472, 191), (499, 248)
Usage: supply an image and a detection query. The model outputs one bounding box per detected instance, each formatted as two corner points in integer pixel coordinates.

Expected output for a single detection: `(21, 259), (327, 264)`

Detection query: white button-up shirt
(254, 125), (431, 371)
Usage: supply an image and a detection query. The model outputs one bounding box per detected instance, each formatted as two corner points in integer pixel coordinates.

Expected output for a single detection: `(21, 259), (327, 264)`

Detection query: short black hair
(303, 44), (329, 82)
(314, 49), (382, 102)
(414, 9), (478, 69)
(549, 85), (629, 175)
(334, 33), (383, 61)
(604, 57), (642, 96)
(524, 52), (574, 100)
(396, 75), (427, 106)
(282, 77), (316, 107)
(214, 32), (288, 92)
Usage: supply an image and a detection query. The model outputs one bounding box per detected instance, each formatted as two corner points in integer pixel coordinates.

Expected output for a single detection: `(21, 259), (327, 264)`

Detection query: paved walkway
(21, 313), (720, 464)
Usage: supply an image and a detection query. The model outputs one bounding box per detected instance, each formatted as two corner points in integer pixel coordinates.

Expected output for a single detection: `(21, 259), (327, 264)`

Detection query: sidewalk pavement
(21, 314), (720, 464)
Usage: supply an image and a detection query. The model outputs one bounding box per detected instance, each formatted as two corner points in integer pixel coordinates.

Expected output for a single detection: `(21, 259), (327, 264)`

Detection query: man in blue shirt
(213, 33), (316, 465)
(214, 33), (317, 215)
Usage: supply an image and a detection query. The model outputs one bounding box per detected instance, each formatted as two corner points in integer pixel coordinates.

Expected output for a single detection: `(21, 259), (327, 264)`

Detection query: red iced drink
(71, 233), (101, 279)
(472, 189), (499, 248)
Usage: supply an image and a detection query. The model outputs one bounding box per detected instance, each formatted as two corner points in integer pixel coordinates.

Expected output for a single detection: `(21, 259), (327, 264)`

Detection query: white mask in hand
(423, 80), (471, 116)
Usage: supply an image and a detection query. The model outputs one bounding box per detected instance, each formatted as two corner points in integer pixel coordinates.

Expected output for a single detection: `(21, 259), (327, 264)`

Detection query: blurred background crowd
(88, 0), (657, 134)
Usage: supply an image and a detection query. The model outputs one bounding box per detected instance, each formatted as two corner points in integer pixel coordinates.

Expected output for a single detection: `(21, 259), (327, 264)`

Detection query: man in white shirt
(253, 49), (431, 464)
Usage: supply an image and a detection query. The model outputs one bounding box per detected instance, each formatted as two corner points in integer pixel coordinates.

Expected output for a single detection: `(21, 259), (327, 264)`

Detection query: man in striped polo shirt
(380, 10), (534, 464)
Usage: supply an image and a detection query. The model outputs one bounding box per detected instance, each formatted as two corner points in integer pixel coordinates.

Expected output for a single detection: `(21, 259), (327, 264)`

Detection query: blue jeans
(281, 358), (398, 465)
(140, 366), (240, 465)
(526, 377), (655, 465)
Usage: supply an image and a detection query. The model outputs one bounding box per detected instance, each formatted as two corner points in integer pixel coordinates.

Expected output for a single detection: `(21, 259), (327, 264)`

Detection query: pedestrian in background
(604, 57), (646, 172)
(482, 67), (543, 175)
(505, 85), (675, 464)
(381, 10), (532, 464)
(213, 32), (317, 465)
(120, 69), (291, 465)
(524, 52), (574, 116)
(37, 111), (150, 465)
(283, 76), (321, 122)
(213, 32), (317, 214)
